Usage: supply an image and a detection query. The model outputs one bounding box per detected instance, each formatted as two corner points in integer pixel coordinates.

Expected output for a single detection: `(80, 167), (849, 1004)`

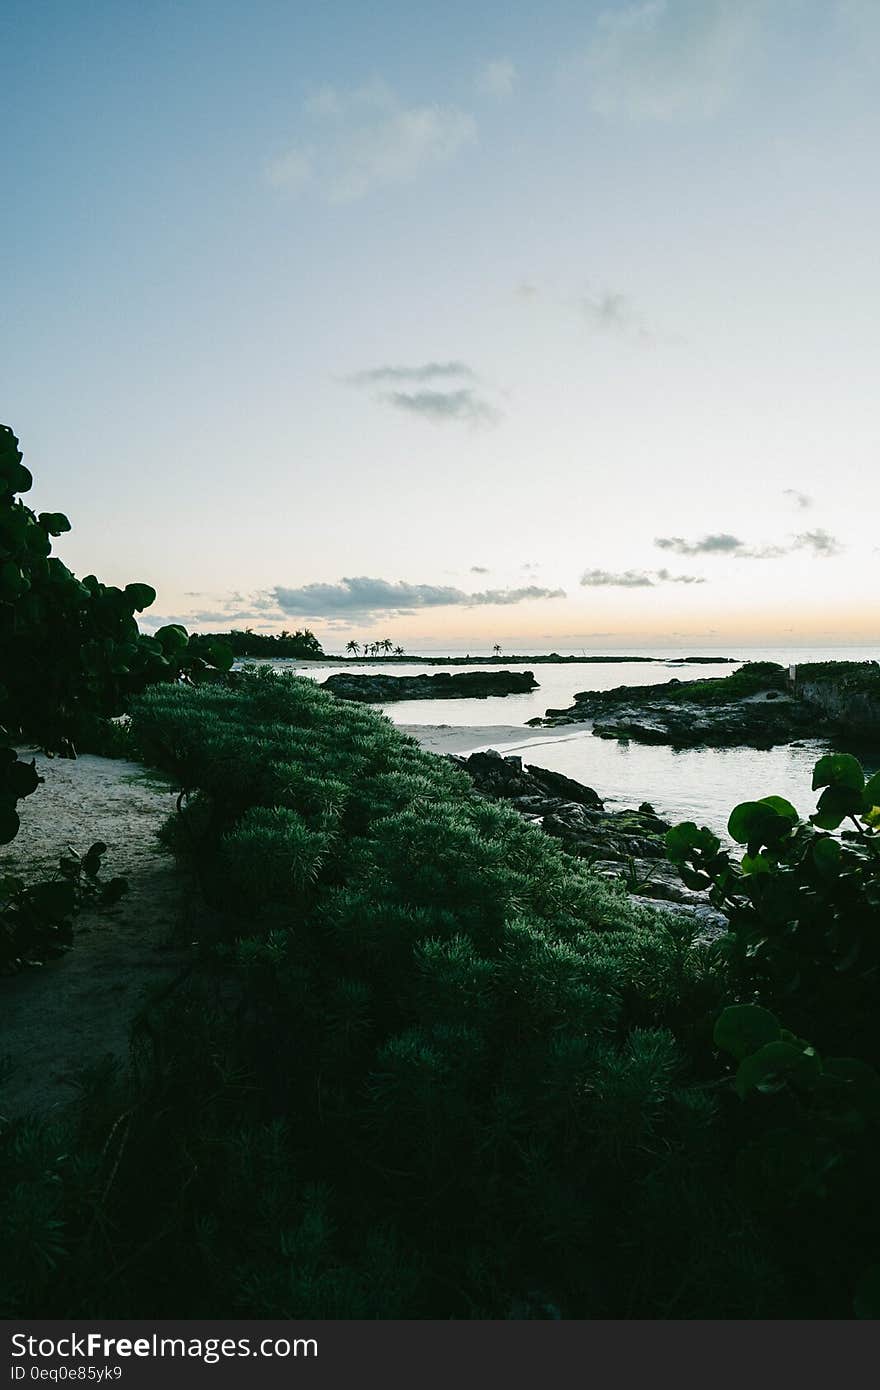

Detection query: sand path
(0, 752), (194, 1118)
(0, 725), (588, 1117)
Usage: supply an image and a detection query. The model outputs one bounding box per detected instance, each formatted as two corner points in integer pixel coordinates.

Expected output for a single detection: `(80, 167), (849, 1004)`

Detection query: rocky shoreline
(794, 661), (880, 742)
(322, 670), (539, 702)
(530, 661), (829, 749)
(451, 749), (726, 936)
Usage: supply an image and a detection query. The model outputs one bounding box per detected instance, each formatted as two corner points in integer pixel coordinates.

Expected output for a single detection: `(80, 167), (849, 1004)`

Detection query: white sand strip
(398, 723), (591, 757)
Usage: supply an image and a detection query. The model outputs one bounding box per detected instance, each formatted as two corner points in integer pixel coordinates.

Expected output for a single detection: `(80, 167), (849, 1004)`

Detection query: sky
(2, 0), (879, 652)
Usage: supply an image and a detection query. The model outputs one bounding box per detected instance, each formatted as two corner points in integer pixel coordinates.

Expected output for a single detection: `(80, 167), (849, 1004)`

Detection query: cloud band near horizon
(272, 576), (566, 620)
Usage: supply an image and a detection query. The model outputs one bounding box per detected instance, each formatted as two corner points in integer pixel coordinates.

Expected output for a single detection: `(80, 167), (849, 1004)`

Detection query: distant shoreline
(236, 653), (740, 669)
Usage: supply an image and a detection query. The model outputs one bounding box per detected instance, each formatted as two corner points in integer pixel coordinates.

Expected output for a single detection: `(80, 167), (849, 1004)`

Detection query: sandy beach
(1, 753), (196, 1116)
(399, 723), (591, 757)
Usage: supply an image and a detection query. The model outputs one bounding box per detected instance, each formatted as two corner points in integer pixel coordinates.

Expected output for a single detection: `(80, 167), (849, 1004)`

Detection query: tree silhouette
(345, 640), (360, 656)
(493, 643), (502, 657)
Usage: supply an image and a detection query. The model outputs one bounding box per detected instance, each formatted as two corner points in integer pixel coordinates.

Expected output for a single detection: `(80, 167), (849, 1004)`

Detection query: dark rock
(533, 662), (830, 749)
(451, 750), (724, 936)
(456, 751), (602, 808)
(322, 670), (539, 703)
(523, 764), (603, 808)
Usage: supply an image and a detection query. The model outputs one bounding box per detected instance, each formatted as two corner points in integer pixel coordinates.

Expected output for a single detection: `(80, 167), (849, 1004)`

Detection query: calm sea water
(242, 645), (879, 832)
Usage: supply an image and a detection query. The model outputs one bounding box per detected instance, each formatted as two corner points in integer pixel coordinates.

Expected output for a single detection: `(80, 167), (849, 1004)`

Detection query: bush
(0, 424), (232, 966)
(668, 753), (880, 1315)
(1, 670), (760, 1318)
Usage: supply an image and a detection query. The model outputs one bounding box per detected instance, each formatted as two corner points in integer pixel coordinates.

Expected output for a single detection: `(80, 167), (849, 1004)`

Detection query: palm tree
(493, 643), (502, 657)
(381, 638), (393, 655)
(345, 640), (360, 656)
(393, 645), (405, 656)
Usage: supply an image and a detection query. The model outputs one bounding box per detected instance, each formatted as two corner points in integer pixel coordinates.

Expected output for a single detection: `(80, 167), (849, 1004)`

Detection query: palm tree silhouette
(394, 645), (405, 656)
(346, 640), (360, 656)
(381, 637), (393, 655)
(493, 643), (502, 657)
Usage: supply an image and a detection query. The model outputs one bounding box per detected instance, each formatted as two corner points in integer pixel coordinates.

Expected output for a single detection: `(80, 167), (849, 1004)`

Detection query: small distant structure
(788, 664), (797, 689)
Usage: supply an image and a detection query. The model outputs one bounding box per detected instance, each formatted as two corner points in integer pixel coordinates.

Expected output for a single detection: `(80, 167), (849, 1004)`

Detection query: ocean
(248, 645), (879, 833)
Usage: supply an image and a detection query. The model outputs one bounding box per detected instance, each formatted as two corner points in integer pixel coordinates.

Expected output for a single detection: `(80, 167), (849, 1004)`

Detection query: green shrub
(0, 424), (232, 966)
(668, 753), (880, 1315)
(42, 668), (745, 1318)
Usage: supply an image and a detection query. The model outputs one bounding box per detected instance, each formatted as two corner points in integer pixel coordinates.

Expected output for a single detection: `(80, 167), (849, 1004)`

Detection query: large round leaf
(6, 759), (42, 798)
(758, 795), (799, 823)
(124, 582), (157, 612)
(38, 511), (72, 536)
(714, 1004), (781, 1061)
(155, 623), (189, 655)
(811, 784), (864, 831)
(728, 800), (792, 847)
(734, 1040), (821, 1098)
(666, 821), (719, 861)
(0, 804), (20, 844)
(811, 837), (841, 875)
(812, 753), (864, 793)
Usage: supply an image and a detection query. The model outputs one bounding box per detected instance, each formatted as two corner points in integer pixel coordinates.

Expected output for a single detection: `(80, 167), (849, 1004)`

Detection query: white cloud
(273, 577), (565, 621)
(383, 388), (500, 427)
(580, 567), (705, 587)
(476, 58), (518, 99)
(346, 361), (476, 386)
(344, 361), (499, 425)
(655, 528), (844, 559)
(584, 0), (768, 120)
(266, 79), (476, 202)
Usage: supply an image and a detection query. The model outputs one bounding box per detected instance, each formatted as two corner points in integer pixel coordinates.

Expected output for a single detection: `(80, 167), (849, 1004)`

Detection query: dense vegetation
(794, 660), (880, 696)
(3, 669), (765, 1318)
(5, 665), (878, 1317)
(568, 661), (788, 712)
(0, 425), (231, 969)
(191, 628), (324, 659)
(3, 422), (879, 1318)
(668, 754), (880, 1314)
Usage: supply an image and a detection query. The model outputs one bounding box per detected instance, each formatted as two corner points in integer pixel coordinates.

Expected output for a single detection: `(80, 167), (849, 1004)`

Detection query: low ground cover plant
(3, 671), (768, 1318)
(4, 638), (877, 1316)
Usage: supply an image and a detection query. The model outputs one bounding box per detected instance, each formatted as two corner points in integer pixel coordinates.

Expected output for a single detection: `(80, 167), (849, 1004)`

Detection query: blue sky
(3, 1), (879, 649)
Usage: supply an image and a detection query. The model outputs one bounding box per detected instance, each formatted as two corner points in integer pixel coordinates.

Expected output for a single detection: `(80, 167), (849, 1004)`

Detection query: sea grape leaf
(742, 852), (772, 875)
(758, 795), (799, 823)
(728, 801), (792, 847)
(38, 511), (72, 536)
(124, 582), (157, 611)
(0, 805), (20, 844)
(714, 1004), (781, 1061)
(666, 821), (718, 861)
(155, 623), (189, 654)
(734, 1040), (821, 1098)
(811, 785), (864, 831)
(812, 753), (864, 793)
(7, 759), (42, 798)
(812, 837), (841, 875)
